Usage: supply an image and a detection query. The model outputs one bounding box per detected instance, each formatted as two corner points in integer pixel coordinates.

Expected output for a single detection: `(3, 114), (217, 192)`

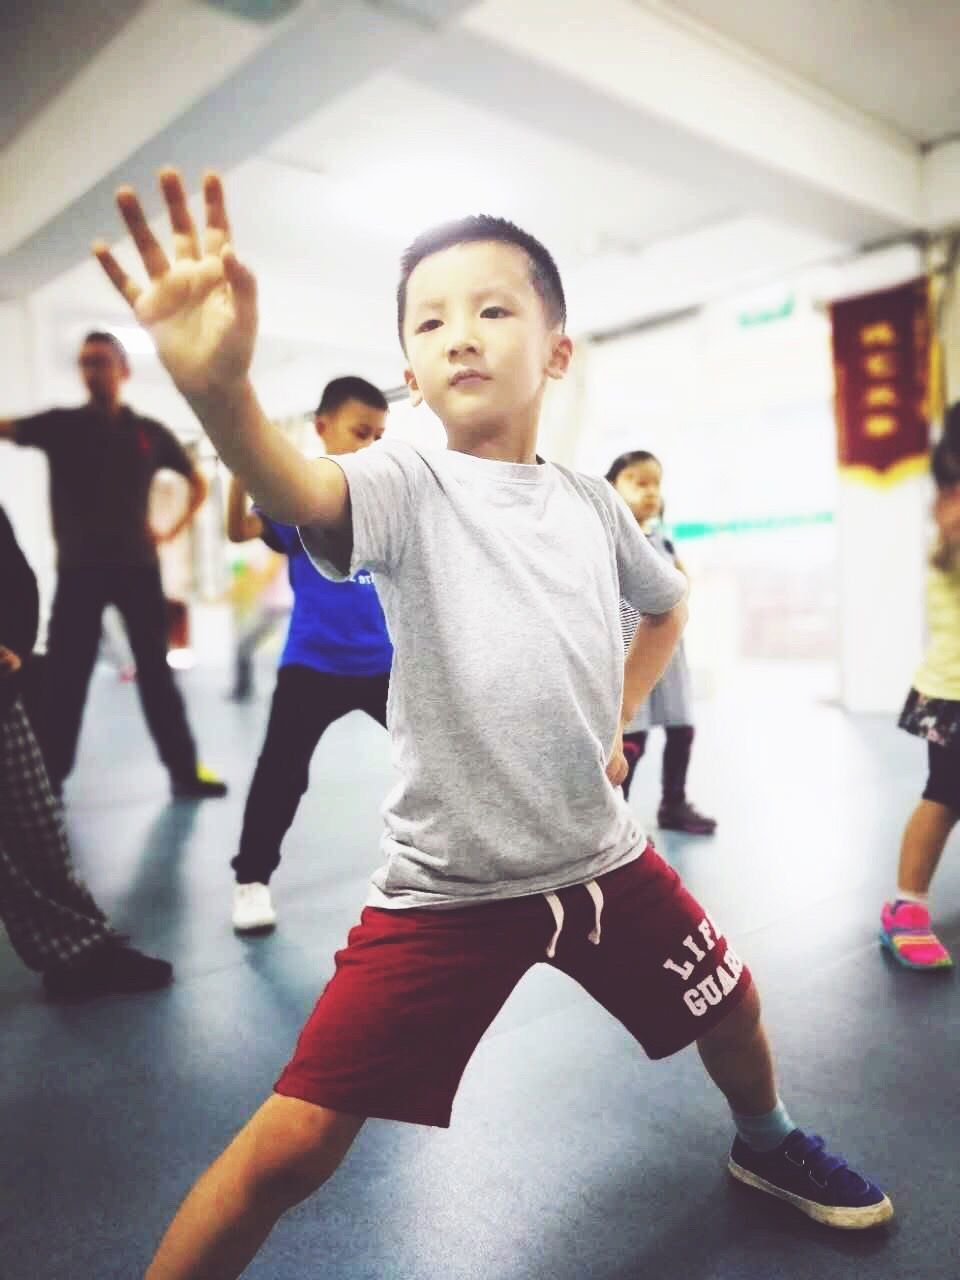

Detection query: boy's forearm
(187, 380), (344, 527)
(620, 600), (688, 726)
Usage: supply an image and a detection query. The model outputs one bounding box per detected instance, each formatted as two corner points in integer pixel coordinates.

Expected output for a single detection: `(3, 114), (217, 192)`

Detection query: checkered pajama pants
(0, 696), (114, 972)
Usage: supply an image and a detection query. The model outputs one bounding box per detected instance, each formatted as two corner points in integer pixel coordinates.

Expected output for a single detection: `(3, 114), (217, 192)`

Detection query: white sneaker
(232, 882), (277, 933)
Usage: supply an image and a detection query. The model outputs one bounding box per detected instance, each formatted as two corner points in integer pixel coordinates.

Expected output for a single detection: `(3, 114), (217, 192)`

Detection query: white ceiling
(267, 71), (735, 266)
(10, 0), (960, 428)
(29, 66), (741, 376)
(30, 64), (826, 359)
(663, 0), (960, 145)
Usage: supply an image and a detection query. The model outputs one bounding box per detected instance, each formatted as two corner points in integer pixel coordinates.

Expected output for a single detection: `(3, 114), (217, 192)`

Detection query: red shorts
(274, 846), (751, 1127)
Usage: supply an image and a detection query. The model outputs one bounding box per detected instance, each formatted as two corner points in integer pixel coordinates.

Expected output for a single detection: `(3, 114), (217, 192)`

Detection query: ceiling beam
(406, 0), (921, 246)
(0, 0), (278, 258)
(0, 0), (480, 298)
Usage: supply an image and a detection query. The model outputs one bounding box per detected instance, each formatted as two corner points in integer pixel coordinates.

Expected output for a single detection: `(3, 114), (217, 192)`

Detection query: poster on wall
(830, 278), (932, 484)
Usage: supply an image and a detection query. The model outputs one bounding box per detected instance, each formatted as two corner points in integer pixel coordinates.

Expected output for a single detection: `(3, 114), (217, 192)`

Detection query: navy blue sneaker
(729, 1129), (893, 1229)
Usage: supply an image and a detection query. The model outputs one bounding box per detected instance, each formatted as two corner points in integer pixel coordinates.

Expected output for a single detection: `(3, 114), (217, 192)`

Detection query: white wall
(569, 243), (930, 712)
(575, 294), (837, 511)
(824, 245), (929, 712)
(570, 301), (838, 697)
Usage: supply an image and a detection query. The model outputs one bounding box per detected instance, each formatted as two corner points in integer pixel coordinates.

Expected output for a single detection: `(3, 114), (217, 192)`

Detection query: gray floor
(2, 658), (958, 1279)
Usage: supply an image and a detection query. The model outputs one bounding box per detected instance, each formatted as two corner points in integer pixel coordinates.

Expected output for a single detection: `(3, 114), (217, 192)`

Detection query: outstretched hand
(93, 170), (258, 400)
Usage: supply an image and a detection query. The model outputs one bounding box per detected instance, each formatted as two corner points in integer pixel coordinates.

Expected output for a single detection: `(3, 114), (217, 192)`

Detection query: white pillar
(836, 473), (927, 713)
(828, 246), (930, 714)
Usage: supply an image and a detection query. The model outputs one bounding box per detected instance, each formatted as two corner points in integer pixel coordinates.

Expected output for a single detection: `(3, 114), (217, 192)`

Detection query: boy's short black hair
(605, 449), (661, 485)
(316, 376), (388, 417)
(83, 330), (129, 367)
(396, 215), (566, 349)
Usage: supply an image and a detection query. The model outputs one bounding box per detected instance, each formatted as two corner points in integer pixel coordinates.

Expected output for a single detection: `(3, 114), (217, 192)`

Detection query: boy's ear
(314, 414), (327, 438)
(404, 367), (424, 408)
(546, 334), (574, 382)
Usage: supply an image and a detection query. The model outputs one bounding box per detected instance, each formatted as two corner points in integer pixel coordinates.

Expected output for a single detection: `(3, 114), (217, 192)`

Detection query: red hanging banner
(830, 278), (931, 483)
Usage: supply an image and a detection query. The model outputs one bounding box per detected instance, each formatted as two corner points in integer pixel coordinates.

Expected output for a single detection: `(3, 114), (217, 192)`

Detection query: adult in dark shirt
(0, 331), (225, 798)
(0, 505), (172, 999)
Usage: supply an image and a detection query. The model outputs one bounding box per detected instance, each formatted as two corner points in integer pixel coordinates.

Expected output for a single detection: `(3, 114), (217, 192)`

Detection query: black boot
(44, 940), (173, 1001)
(657, 798), (717, 835)
(171, 765), (228, 800)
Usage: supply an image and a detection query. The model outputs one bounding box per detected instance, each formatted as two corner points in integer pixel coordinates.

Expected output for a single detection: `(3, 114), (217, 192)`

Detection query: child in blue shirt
(226, 377), (391, 932)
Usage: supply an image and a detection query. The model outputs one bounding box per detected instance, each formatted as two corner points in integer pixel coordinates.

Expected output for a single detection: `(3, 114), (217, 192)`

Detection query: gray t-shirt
(300, 438), (686, 909)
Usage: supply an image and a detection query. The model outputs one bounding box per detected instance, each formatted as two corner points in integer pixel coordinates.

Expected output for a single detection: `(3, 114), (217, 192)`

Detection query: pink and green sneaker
(879, 901), (952, 971)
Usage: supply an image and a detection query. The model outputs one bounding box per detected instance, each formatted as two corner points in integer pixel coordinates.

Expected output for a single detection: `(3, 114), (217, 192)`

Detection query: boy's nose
(446, 333), (480, 359)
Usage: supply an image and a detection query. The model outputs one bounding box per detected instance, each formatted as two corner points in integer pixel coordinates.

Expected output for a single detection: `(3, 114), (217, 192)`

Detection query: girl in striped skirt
(607, 450), (716, 836)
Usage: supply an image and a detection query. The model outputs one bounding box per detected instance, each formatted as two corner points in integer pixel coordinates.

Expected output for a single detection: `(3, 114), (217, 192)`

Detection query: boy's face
(402, 240), (572, 440)
(316, 399), (387, 456)
(615, 460), (662, 523)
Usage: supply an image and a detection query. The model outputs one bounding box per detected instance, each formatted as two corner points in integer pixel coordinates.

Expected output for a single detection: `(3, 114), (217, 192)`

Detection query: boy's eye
(481, 306), (509, 318)
(416, 319), (441, 334)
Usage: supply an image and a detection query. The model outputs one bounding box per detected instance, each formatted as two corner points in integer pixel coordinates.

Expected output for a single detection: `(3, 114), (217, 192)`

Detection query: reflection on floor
(2, 659), (958, 1279)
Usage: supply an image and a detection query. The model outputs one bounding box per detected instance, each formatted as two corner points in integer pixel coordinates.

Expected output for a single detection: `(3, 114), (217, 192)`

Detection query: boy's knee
(697, 982), (761, 1051)
(240, 1097), (362, 1209)
(256, 1155), (332, 1211)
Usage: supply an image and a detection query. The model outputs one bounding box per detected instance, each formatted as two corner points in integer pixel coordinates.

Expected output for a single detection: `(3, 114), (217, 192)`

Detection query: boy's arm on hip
(620, 598), (688, 726)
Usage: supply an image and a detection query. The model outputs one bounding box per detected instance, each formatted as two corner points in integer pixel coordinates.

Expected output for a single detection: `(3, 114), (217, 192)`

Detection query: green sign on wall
(736, 296), (796, 327)
(672, 511), (833, 541)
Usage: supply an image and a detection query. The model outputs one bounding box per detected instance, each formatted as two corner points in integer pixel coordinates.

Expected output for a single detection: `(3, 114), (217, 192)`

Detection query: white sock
(894, 887), (929, 907)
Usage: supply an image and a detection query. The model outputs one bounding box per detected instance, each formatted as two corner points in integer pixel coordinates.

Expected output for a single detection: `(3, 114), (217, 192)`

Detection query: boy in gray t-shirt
(95, 170), (891, 1276)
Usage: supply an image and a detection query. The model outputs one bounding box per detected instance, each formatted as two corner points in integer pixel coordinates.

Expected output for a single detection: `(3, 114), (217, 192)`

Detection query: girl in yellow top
(880, 426), (960, 969)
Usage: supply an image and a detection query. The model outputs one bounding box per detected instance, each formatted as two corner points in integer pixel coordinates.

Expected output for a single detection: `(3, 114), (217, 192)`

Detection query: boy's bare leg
(695, 985), (777, 1116)
(146, 1096), (364, 1280)
(696, 983), (893, 1229)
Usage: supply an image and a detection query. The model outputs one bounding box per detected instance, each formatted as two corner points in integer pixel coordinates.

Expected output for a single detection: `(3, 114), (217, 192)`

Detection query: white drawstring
(542, 881), (605, 957)
(584, 879), (604, 945)
(544, 892), (564, 959)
